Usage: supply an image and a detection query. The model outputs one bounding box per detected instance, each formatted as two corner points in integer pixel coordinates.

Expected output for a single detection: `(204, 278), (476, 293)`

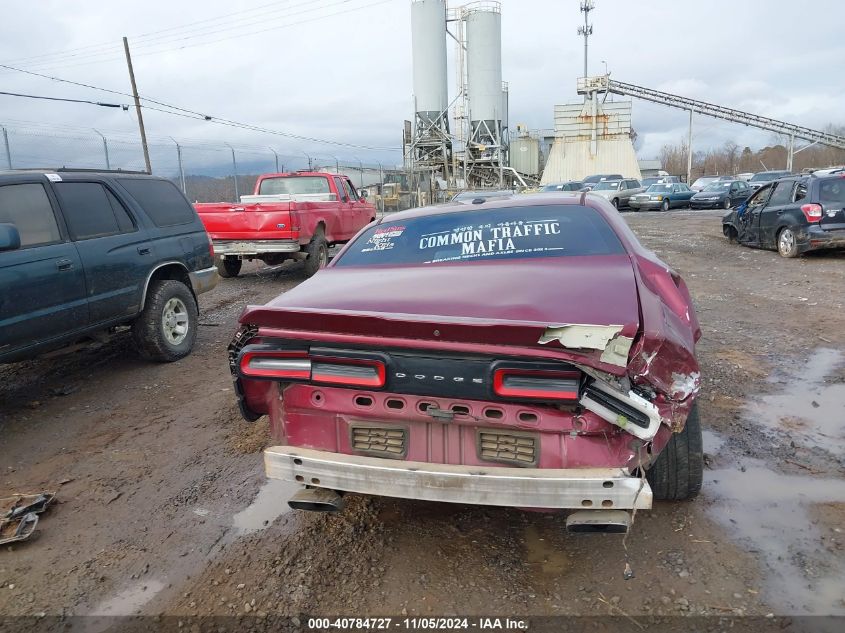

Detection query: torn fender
(538, 324), (635, 368)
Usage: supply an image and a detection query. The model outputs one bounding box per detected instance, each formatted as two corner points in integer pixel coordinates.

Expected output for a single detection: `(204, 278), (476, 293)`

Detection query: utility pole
(687, 109), (693, 184)
(577, 1), (594, 81)
(123, 37), (151, 174)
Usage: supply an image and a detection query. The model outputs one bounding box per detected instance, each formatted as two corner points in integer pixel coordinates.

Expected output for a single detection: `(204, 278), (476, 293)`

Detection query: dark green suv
(0, 170), (218, 363)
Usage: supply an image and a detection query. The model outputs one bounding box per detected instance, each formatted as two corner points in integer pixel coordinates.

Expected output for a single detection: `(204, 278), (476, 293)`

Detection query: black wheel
(661, 198), (670, 212)
(132, 280), (198, 362)
(777, 227), (799, 258)
(215, 256), (242, 278)
(646, 402), (703, 501)
(723, 198), (732, 210)
(611, 198), (619, 209)
(303, 230), (328, 277)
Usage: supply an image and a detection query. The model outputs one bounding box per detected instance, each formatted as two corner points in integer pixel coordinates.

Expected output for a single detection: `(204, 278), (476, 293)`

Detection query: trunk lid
(240, 256), (641, 373)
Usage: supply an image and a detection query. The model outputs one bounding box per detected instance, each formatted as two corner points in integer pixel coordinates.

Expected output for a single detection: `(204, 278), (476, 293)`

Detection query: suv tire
(303, 230), (328, 278)
(216, 256), (242, 278)
(777, 227), (799, 258)
(132, 280), (198, 362)
(646, 402), (703, 501)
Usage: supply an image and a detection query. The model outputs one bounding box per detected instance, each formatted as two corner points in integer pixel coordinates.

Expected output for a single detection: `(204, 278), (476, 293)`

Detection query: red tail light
(801, 203), (823, 223)
(240, 350), (385, 388)
(240, 350), (310, 379)
(289, 205), (301, 232)
(493, 368), (580, 401)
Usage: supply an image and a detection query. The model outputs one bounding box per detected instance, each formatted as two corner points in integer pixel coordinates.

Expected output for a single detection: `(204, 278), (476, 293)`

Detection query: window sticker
(360, 225), (405, 253)
(45, 173), (62, 182)
(418, 219), (563, 263)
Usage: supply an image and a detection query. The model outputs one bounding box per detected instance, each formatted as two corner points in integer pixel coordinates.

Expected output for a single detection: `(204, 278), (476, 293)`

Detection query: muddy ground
(1, 209), (844, 631)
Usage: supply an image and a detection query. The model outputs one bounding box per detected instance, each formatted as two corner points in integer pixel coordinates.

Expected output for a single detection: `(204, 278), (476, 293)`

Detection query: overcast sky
(1, 0), (844, 171)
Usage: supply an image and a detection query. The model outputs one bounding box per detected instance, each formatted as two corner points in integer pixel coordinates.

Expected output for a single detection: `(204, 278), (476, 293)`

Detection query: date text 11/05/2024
(307, 617), (529, 630)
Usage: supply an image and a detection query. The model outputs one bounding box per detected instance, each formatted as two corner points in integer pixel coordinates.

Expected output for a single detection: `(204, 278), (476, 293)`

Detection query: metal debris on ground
(0, 492), (56, 546)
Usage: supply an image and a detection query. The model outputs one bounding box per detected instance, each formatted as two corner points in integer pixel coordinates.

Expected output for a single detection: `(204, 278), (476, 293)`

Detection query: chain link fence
(0, 124), (402, 203)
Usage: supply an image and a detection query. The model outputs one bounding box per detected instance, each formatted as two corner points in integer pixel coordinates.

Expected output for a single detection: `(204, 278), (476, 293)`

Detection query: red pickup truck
(195, 172), (376, 278)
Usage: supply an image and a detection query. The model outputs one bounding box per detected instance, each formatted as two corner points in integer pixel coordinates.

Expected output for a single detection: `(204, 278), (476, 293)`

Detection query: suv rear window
(334, 205), (624, 267)
(118, 178), (195, 227)
(258, 176), (330, 195)
(818, 179), (845, 204)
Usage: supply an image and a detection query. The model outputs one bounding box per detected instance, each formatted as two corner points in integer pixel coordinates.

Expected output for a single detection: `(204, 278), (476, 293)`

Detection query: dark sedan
(690, 180), (752, 210)
(541, 181), (583, 192)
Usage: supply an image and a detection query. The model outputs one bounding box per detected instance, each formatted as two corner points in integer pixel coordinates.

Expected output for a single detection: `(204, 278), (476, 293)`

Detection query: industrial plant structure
(407, 0), (516, 189)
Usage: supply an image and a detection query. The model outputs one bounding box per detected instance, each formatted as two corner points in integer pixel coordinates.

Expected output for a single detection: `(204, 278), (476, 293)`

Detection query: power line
(0, 64), (401, 152)
(1, 0), (387, 74)
(0, 90), (129, 109)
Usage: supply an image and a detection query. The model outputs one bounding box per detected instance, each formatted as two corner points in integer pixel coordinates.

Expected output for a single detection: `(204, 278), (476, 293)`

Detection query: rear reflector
(493, 368), (579, 401)
(240, 350), (385, 388)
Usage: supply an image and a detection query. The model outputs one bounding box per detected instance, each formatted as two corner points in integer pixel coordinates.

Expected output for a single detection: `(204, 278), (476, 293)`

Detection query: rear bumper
(213, 239), (301, 256)
(188, 266), (218, 296)
(264, 446), (652, 510)
(802, 226), (845, 253)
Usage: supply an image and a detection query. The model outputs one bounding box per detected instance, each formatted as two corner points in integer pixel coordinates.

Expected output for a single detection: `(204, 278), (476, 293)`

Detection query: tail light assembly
(239, 348), (385, 388)
(492, 367), (580, 402)
(800, 203), (823, 223)
(579, 380), (661, 440)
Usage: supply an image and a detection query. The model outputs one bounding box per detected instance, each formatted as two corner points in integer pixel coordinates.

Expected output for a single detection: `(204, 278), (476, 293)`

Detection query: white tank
(465, 3), (503, 129)
(411, 0), (448, 125)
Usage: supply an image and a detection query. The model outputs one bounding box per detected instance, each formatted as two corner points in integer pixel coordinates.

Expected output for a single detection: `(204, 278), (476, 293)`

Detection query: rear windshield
(334, 205), (625, 267)
(258, 176), (330, 195)
(750, 172), (788, 182)
(819, 179), (845, 204)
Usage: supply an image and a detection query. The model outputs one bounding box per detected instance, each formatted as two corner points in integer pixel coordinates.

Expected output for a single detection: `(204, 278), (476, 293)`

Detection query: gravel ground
(1, 209), (843, 631)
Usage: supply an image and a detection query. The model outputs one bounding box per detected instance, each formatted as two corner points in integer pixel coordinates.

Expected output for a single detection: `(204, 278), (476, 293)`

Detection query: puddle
(231, 478), (298, 535)
(745, 348), (845, 455)
(523, 524), (570, 575)
(705, 445), (845, 614)
(89, 578), (166, 616)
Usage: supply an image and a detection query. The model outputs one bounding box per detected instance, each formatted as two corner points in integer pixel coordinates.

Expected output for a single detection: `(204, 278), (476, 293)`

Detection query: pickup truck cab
(195, 172), (377, 278)
(0, 170), (218, 364)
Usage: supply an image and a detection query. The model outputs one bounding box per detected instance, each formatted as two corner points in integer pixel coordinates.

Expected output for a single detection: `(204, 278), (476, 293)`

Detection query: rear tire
(132, 280), (198, 362)
(216, 256), (242, 278)
(777, 227), (799, 258)
(646, 402), (703, 501)
(303, 230), (328, 277)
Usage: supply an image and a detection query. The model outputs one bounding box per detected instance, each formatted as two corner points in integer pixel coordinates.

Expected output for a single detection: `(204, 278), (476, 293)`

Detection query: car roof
(0, 169), (162, 183)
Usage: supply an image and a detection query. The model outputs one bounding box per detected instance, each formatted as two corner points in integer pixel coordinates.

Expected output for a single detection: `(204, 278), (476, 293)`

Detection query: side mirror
(0, 223), (21, 252)
(359, 190), (368, 199)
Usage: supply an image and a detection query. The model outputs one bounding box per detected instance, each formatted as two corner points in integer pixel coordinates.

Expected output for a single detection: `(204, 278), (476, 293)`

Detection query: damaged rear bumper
(265, 447), (652, 510)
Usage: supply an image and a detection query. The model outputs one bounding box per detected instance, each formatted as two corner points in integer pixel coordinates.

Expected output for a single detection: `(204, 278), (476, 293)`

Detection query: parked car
(716, 175), (737, 181)
(629, 182), (695, 211)
(229, 195), (703, 529)
(580, 173), (624, 191)
(195, 172), (376, 279)
(722, 173), (845, 258)
(541, 181), (583, 192)
(0, 170), (218, 364)
(735, 173), (754, 181)
(690, 176), (719, 192)
(641, 176), (680, 188)
(588, 178), (644, 209)
(451, 189), (514, 202)
(689, 180), (752, 210)
(748, 170), (792, 191)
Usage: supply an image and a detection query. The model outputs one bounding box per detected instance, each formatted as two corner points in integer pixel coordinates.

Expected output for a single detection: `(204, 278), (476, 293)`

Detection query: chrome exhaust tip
(287, 487), (345, 512)
(565, 510), (631, 534)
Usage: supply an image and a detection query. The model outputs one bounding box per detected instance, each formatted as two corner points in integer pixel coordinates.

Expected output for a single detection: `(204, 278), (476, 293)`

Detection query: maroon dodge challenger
(229, 193), (702, 532)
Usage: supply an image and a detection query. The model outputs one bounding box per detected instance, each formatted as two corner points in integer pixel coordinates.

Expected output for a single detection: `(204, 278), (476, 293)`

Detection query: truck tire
(646, 402), (703, 501)
(132, 280), (198, 362)
(216, 256), (242, 278)
(303, 231), (328, 278)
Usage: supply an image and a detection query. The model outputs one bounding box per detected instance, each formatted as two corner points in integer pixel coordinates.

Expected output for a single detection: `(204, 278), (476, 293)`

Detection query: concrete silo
(463, 1), (507, 186)
(410, 0), (452, 178)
